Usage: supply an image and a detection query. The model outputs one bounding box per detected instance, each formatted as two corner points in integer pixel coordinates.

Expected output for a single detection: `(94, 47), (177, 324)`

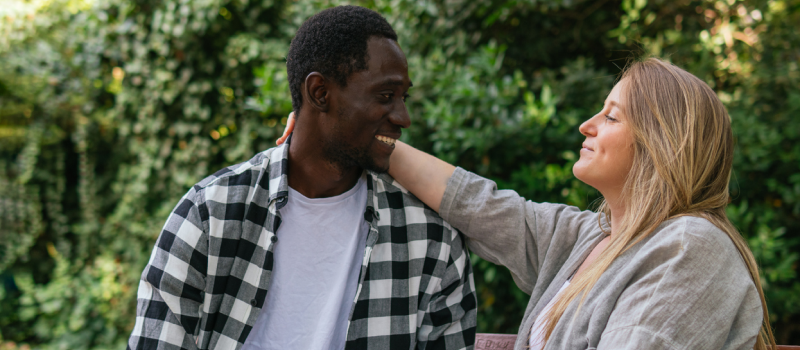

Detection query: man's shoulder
(369, 171), (432, 209)
(193, 147), (279, 192)
(369, 171), (412, 195)
(369, 171), (460, 233)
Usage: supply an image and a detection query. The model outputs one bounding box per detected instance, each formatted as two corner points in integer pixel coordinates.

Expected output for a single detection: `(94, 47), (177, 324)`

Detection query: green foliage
(1, 0), (799, 348)
(1, 0), (293, 347)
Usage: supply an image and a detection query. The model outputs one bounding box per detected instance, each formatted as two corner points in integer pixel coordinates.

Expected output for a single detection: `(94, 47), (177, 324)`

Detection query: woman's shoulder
(600, 216), (762, 349)
(650, 216), (735, 248)
(642, 216), (751, 276)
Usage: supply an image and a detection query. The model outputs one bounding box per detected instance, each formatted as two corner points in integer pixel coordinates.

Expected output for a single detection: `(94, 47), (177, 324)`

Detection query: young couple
(129, 5), (774, 350)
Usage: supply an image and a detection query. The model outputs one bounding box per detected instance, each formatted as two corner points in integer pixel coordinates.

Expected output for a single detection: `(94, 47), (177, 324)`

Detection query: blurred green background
(1, 0), (799, 348)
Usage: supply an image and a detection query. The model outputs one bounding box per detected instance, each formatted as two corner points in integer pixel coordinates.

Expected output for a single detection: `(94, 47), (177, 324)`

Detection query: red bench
(475, 333), (800, 350)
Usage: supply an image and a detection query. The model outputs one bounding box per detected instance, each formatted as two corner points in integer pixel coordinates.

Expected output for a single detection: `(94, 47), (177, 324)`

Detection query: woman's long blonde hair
(541, 58), (775, 348)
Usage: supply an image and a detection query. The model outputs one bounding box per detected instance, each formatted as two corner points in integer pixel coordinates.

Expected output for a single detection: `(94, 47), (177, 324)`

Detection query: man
(127, 6), (477, 350)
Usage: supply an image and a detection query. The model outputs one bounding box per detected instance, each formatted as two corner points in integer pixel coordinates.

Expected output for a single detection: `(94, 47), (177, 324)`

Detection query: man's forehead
(366, 38), (406, 65)
(350, 71), (412, 89)
(346, 39), (412, 87)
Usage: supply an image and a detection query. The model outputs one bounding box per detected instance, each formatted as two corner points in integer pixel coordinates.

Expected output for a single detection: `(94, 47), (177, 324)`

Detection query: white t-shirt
(529, 280), (571, 350)
(242, 174), (369, 350)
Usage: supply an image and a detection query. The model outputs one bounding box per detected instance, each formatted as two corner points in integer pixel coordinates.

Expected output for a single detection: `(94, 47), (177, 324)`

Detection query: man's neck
(286, 122), (362, 199)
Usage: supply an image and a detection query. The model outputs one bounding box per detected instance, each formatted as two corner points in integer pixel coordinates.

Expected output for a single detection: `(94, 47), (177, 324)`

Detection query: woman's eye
(605, 114), (618, 122)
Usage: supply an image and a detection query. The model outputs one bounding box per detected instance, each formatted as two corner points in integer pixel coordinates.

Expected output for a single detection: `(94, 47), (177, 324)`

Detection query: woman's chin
(572, 164), (598, 190)
(572, 161), (588, 181)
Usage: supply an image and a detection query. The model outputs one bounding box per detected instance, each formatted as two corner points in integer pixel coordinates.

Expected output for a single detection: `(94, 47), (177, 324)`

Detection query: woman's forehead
(605, 80), (629, 110)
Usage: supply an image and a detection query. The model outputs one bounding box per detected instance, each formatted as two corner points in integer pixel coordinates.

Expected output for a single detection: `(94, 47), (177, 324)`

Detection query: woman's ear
(304, 72), (329, 112)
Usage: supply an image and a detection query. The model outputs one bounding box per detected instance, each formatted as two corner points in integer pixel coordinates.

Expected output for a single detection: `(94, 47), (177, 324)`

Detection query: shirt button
(250, 299), (258, 307)
(271, 236), (278, 243)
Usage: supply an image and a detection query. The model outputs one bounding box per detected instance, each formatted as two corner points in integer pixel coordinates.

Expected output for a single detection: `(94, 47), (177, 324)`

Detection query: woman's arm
(388, 141), (455, 213)
(277, 112), (600, 292)
(277, 112), (455, 212)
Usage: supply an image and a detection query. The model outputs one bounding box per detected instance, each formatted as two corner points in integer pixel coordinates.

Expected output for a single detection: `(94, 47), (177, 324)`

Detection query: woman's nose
(579, 118), (595, 137)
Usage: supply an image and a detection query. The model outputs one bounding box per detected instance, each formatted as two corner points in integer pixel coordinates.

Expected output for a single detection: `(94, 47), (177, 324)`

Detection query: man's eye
(403, 94), (409, 102)
(381, 93), (392, 100)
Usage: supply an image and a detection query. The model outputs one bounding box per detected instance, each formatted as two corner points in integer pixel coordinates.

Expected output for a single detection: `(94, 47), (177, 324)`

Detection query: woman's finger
(276, 111), (296, 145)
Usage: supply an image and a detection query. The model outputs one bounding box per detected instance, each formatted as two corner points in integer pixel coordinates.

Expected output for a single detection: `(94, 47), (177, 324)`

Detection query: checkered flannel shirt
(127, 140), (477, 350)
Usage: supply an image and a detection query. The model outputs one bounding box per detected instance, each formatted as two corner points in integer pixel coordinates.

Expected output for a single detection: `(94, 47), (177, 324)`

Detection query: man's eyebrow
(377, 79), (413, 88)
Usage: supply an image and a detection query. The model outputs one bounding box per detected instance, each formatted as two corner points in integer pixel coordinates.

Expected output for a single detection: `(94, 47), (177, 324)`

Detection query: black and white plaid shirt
(127, 140), (477, 350)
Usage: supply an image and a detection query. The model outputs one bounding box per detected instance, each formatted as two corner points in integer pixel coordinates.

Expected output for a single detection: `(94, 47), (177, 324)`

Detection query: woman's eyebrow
(607, 100), (624, 113)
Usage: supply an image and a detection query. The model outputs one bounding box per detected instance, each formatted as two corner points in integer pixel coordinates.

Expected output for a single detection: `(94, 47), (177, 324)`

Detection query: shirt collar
(267, 133), (379, 219)
(267, 134), (291, 209)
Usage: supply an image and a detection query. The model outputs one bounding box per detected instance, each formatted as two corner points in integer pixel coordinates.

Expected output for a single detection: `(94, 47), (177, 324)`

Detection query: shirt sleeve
(439, 167), (602, 294)
(416, 223), (478, 350)
(596, 218), (763, 350)
(127, 188), (209, 350)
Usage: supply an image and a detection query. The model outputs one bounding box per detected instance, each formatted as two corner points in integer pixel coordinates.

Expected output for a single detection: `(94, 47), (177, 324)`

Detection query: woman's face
(573, 80), (636, 196)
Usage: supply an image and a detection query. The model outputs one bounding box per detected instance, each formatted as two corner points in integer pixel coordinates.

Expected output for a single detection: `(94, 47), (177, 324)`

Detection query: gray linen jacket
(440, 167), (762, 350)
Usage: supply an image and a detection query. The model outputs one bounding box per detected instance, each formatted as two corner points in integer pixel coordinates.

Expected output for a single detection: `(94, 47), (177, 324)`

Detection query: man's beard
(322, 108), (388, 174)
(322, 138), (386, 174)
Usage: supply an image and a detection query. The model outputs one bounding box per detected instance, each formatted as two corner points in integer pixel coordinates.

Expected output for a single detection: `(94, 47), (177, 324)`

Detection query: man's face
(321, 36), (412, 173)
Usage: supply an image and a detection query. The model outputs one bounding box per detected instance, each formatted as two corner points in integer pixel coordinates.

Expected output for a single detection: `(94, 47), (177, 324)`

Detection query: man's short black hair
(286, 6), (398, 112)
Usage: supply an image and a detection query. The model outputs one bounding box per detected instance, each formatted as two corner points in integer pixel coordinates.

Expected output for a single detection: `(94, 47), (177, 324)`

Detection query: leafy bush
(1, 0), (798, 348)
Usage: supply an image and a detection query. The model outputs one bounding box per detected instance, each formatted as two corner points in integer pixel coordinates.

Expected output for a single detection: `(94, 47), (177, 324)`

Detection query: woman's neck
(604, 193), (626, 238)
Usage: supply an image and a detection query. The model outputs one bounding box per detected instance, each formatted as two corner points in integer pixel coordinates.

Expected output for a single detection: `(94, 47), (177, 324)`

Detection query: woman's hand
(276, 112), (296, 145)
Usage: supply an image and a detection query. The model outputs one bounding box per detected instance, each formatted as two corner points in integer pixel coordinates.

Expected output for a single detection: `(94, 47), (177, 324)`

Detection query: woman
(279, 58), (775, 349)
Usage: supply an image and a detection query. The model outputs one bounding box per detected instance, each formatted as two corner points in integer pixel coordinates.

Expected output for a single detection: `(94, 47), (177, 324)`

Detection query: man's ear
(304, 72), (329, 112)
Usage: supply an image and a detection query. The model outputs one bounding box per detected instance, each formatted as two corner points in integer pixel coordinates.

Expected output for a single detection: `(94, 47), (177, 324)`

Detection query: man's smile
(375, 135), (397, 146)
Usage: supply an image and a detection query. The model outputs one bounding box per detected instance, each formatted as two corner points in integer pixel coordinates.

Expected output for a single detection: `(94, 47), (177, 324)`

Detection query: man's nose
(390, 101), (411, 129)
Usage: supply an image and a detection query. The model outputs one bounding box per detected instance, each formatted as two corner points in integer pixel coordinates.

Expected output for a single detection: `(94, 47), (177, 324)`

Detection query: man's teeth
(375, 135), (397, 146)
